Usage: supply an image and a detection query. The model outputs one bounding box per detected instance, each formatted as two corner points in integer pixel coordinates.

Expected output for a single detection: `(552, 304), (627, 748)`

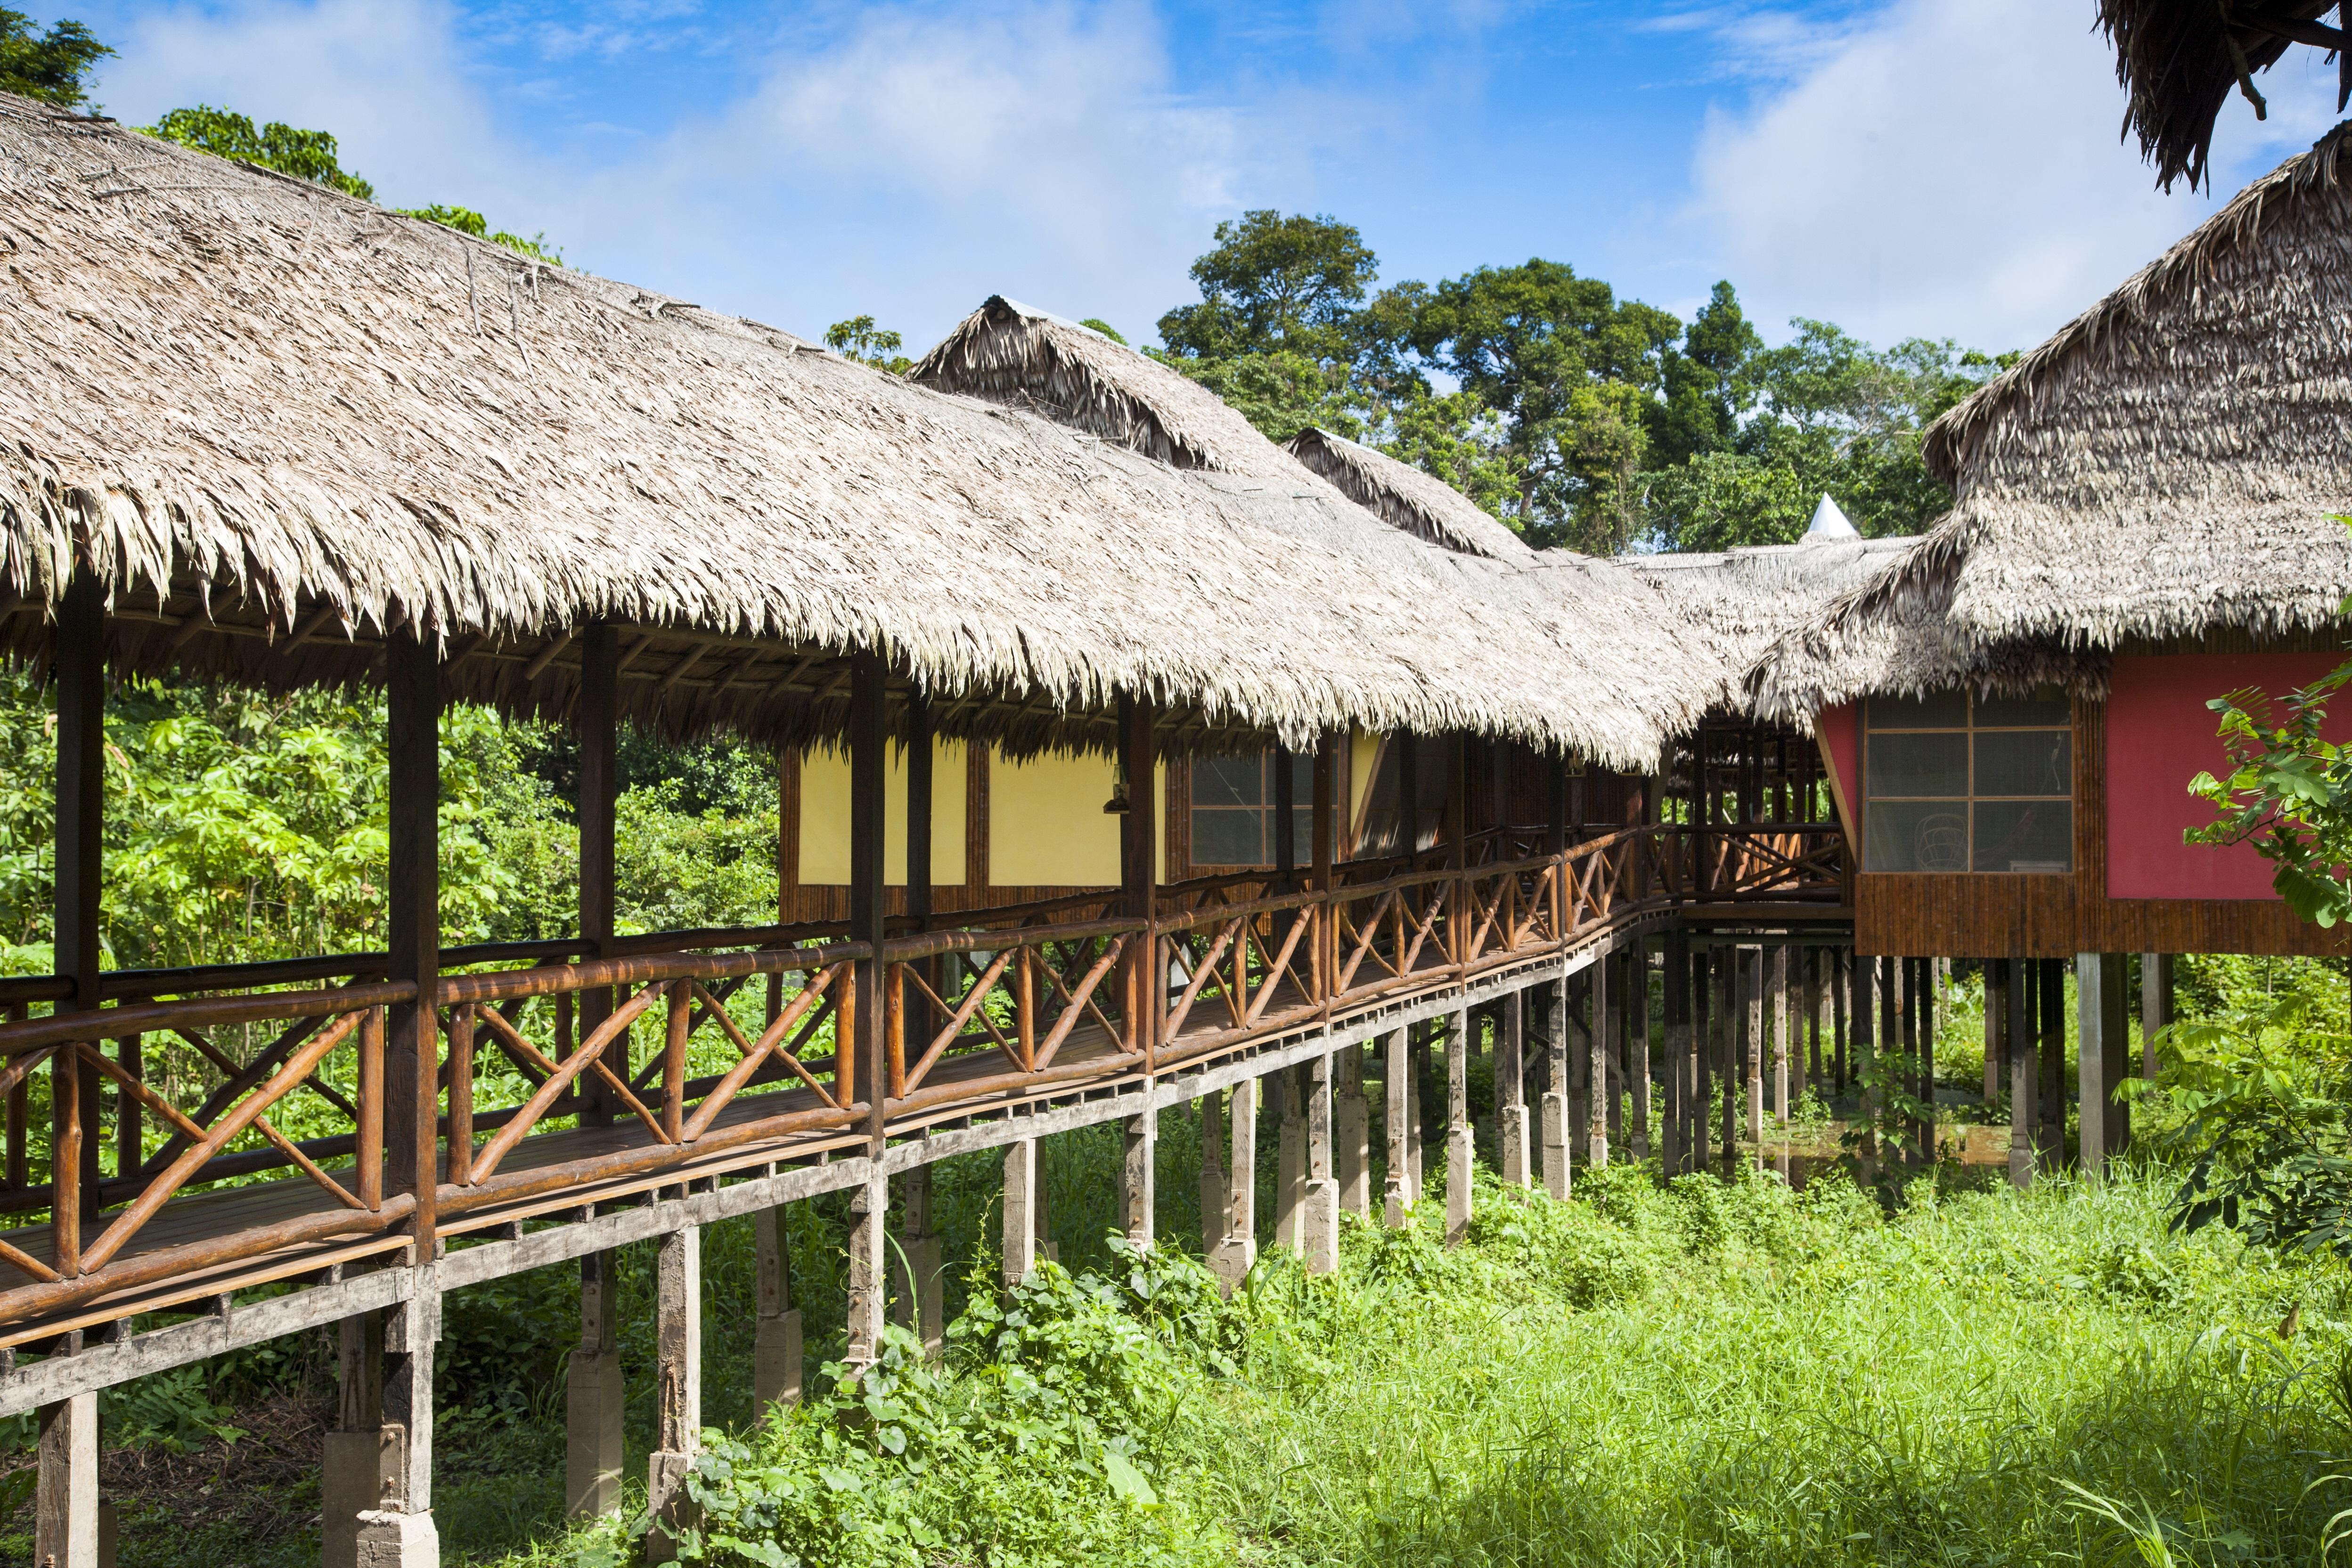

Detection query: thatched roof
(1748, 120), (2352, 722)
(1280, 426), (1532, 561)
(910, 297), (1719, 761)
(0, 98), (1695, 764)
(2098, 0), (2350, 191)
(1624, 535), (1911, 709)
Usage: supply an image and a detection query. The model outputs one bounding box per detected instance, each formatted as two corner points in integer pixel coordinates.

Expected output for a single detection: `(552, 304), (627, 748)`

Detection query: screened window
(1864, 687), (2072, 874)
(1190, 752), (1315, 868)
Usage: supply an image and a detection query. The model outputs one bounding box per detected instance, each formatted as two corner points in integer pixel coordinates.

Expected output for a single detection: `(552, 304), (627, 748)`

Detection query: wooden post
(1274, 1065), (1306, 1253)
(1199, 1087), (1227, 1252)
(1305, 1051), (1339, 1272)
(754, 1209), (803, 1410)
(843, 654), (890, 1366)
(1587, 952), (1611, 1169)
(577, 624), (618, 1122)
(1336, 1043), (1370, 1217)
(1628, 945), (1652, 1161)
(379, 1269), (439, 1558)
(1407, 1023), (1427, 1200)
(1770, 944), (1789, 1127)
(1398, 733), (1422, 856)
(1313, 731), (1336, 998)
(1795, 946), (1816, 1110)
(906, 696), (933, 1084)
(1852, 953), (1877, 1166)
(891, 1166), (944, 1356)
(1917, 957), (1937, 1162)
(326, 1309), (395, 1566)
(1604, 955), (1625, 1150)
(567, 1251), (624, 1516)
(1690, 940), (1712, 1171)
(1383, 1028), (1412, 1224)
(2077, 952), (2129, 1177)
(1209, 1078), (1258, 1292)
(1833, 947), (1849, 1097)
(385, 621), (440, 1258)
(2038, 957), (2066, 1168)
(1527, 979), (1563, 1197)
(1661, 937), (1687, 1175)
(647, 1226), (701, 1561)
(1274, 743), (1297, 892)
(2008, 957), (2038, 1188)
(1498, 988), (1530, 1185)
(1002, 1136), (1039, 1286)
(1445, 1006), (1472, 1244)
(36, 1390), (99, 1568)
(1743, 947), (1764, 1147)
(2141, 952), (2173, 1078)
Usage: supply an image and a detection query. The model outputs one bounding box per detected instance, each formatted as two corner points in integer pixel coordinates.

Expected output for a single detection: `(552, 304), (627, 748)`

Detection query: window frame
(1862, 689), (2074, 875)
(1186, 751), (1315, 872)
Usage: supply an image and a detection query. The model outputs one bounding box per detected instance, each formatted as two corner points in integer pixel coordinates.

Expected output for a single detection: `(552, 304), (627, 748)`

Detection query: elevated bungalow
(1750, 122), (2352, 1177)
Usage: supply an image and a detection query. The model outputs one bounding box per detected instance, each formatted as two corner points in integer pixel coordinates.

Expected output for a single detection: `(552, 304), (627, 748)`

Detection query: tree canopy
(0, 8), (107, 110)
(1147, 210), (2015, 555)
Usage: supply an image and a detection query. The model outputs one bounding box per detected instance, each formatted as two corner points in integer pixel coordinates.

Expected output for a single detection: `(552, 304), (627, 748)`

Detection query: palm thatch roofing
(1280, 426), (1532, 561)
(910, 297), (1719, 761)
(1748, 119), (2352, 724)
(1623, 534), (1911, 710)
(0, 97), (1695, 765)
(2099, 0), (2352, 191)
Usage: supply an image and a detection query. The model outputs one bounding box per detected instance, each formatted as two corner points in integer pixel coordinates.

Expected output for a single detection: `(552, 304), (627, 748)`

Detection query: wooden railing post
(447, 1005), (475, 1184)
(386, 615), (442, 1253)
(577, 622), (619, 1126)
(51, 565), (104, 1274)
(1312, 732), (1336, 1005)
(1119, 695), (1158, 1061)
(662, 981), (690, 1144)
(844, 651), (890, 1371)
(359, 1007), (385, 1210)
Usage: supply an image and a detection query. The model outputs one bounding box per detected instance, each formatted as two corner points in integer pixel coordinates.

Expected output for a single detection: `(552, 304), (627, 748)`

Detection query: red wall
(2107, 653), (2349, 900)
(1817, 702), (1860, 835)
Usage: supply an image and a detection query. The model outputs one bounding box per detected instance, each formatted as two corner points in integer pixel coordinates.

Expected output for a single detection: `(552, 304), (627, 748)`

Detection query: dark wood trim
(966, 740), (990, 899)
(385, 622), (440, 1248)
(776, 744), (801, 894)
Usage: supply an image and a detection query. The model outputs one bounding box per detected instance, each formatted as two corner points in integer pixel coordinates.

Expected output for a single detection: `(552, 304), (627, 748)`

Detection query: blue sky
(73, 0), (2352, 357)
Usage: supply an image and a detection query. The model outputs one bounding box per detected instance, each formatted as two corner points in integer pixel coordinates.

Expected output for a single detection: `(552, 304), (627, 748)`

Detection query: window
(1354, 736), (1451, 857)
(1863, 687), (2072, 873)
(1190, 751), (1315, 868)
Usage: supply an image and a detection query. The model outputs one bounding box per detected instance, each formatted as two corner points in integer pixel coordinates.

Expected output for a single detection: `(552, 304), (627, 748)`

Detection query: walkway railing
(0, 820), (1843, 1334)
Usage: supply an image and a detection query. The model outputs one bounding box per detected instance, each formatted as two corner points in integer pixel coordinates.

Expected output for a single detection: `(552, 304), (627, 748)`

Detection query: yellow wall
(990, 750), (1122, 886)
(799, 739), (968, 885)
(1349, 729), (1381, 839)
(800, 742), (1163, 887)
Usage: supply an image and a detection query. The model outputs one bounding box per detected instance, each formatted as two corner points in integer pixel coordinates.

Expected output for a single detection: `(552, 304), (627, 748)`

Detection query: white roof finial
(1803, 493), (1859, 540)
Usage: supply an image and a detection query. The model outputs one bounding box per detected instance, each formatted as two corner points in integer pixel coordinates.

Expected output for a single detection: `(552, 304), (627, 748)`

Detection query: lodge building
(0, 86), (2339, 1568)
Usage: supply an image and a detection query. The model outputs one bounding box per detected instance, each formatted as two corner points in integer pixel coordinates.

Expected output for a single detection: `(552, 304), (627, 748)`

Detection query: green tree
(1397, 260), (1681, 553)
(144, 105), (374, 200)
(825, 314), (912, 375)
(1156, 210), (1376, 364)
(1078, 318), (1127, 345)
(0, 8), (109, 110)
(1646, 281), (1762, 469)
(396, 203), (561, 265)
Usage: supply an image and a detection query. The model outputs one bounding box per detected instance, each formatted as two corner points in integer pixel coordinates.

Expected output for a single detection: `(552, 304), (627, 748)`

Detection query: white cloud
(91, 0), (1267, 347)
(1685, 0), (2347, 351)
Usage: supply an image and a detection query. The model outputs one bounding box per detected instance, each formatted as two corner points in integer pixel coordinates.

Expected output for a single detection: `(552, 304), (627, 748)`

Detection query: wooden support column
(1398, 733), (1423, 856)
(1743, 947), (1764, 1147)
(2141, 952), (2174, 1078)
(1587, 953), (1611, 1169)
(1209, 1078), (1258, 1292)
(1627, 946), (1651, 1162)
(1002, 1136), (1040, 1287)
(1274, 1065), (1306, 1253)
(1198, 1087), (1227, 1253)
(1796, 946), (1816, 1109)
(755, 1209), (804, 1406)
(892, 1166), (944, 1356)
(1852, 951), (1878, 1167)
(1119, 695), (1159, 1245)
(2007, 957), (2038, 1188)
(377, 1268), (439, 1563)
(1445, 1005), (1472, 1245)
(844, 653), (889, 1365)
(1833, 947), (1849, 1097)
(1689, 939), (1711, 1172)
(2037, 957), (2066, 1168)
(1336, 1044), (1370, 1217)
(1916, 957), (1937, 1162)
(1604, 955), (1625, 1150)
(1384, 1027), (1413, 1224)
(1541, 977), (1571, 1198)
(1661, 939), (1686, 1176)
(386, 621), (441, 1250)
(1770, 945), (1789, 1127)
(566, 1252), (624, 1517)
(1715, 947), (1738, 1171)
(1407, 1023), (1428, 1199)
(647, 1226), (701, 1561)
(1305, 1051), (1339, 1272)
(1498, 988), (1530, 1186)
(39, 570), (104, 1568)
(2077, 952), (2129, 1177)
(576, 624), (618, 1120)
(1984, 956), (2007, 1104)
(326, 1309), (395, 1566)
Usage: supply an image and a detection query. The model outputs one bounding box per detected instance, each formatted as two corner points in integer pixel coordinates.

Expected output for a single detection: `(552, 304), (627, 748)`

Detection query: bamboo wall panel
(1857, 873), (2077, 956)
